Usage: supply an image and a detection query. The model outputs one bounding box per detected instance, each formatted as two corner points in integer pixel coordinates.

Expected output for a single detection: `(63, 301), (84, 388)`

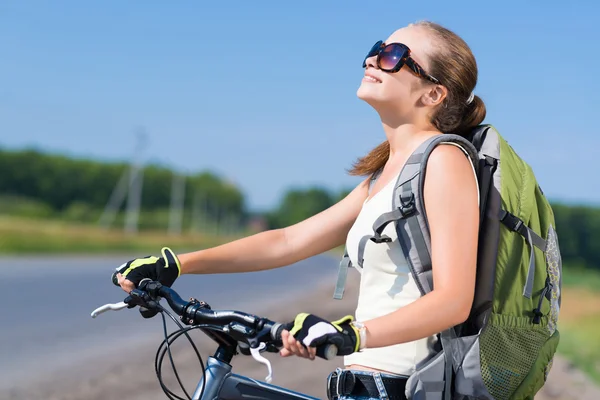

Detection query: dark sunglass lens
(368, 41), (383, 57)
(379, 44), (407, 71)
(363, 41), (383, 67)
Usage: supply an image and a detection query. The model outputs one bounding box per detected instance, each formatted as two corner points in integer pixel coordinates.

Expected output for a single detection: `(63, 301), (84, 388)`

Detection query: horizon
(3, 141), (599, 212)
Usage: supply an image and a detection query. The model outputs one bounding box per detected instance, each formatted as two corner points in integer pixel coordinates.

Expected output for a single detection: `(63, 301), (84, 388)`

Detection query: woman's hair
(349, 21), (486, 177)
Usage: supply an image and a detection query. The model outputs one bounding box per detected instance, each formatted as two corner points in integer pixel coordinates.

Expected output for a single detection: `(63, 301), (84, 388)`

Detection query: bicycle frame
(192, 345), (319, 400)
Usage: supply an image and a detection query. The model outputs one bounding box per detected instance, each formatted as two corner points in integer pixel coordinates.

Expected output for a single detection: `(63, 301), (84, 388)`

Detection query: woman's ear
(422, 85), (447, 107)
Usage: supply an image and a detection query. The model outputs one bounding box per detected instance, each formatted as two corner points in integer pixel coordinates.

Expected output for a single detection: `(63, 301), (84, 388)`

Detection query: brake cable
(154, 303), (206, 400)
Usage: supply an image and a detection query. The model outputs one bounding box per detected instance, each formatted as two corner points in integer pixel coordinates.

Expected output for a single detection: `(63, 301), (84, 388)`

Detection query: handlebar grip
(316, 343), (338, 360)
(271, 323), (338, 360)
(111, 270), (119, 286)
(272, 322), (293, 346)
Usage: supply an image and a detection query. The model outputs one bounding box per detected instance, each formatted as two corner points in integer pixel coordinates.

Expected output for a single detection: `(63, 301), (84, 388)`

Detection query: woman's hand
(278, 313), (360, 360)
(280, 329), (317, 360)
(112, 247), (182, 293)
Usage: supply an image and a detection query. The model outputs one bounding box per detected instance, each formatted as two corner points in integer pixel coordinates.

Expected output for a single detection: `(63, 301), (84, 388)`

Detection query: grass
(561, 266), (600, 291)
(0, 215), (241, 254)
(557, 267), (600, 383)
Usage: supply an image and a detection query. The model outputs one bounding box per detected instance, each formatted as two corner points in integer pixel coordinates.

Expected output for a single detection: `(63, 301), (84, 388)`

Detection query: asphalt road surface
(0, 253), (339, 391)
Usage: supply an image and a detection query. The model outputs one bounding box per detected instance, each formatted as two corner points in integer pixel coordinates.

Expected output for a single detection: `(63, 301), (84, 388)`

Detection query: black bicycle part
(155, 315), (206, 400)
(122, 280), (336, 399)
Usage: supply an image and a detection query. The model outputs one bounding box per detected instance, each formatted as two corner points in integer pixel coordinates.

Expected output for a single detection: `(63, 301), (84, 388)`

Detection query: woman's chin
(357, 85), (383, 106)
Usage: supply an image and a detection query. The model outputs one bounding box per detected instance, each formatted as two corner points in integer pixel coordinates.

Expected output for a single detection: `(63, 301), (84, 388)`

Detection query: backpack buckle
(399, 193), (416, 217)
(370, 234), (392, 243)
(499, 210), (528, 237)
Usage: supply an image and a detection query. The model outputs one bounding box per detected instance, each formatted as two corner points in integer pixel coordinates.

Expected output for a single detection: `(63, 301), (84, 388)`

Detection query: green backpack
(334, 124), (562, 400)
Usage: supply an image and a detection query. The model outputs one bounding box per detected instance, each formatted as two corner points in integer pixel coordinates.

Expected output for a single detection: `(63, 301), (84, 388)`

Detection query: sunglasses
(362, 40), (440, 85)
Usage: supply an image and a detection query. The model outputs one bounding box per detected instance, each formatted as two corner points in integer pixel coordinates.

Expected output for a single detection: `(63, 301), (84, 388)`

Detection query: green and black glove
(288, 313), (361, 356)
(113, 247), (182, 288)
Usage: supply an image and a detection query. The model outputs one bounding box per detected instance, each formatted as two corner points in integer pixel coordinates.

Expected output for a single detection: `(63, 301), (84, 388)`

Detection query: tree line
(0, 147), (598, 270)
(0, 148), (245, 223)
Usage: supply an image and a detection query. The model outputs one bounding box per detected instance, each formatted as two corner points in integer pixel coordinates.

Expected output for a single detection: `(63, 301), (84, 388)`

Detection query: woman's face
(357, 26), (438, 119)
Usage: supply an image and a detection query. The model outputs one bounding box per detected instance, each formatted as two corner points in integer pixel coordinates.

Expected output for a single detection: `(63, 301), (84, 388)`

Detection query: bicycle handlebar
(110, 280), (338, 360)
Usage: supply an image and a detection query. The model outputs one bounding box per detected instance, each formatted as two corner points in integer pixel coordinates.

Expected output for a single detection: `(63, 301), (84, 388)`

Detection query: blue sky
(1, 1), (598, 211)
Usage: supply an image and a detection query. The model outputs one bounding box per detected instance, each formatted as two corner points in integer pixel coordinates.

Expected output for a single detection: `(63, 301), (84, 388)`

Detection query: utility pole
(98, 169), (130, 229)
(190, 187), (201, 233)
(168, 172), (186, 236)
(124, 128), (148, 235)
(99, 127), (149, 231)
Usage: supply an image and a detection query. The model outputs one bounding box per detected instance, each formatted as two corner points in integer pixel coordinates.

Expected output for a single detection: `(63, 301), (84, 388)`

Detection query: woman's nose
(364, 54), (378, 70)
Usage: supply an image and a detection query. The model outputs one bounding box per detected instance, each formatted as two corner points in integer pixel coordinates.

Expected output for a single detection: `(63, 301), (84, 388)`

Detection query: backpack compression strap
(499, 209), (547, 298)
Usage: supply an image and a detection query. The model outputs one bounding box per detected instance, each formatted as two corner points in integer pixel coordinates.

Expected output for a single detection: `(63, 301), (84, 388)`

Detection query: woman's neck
(382, 120), (441, 158)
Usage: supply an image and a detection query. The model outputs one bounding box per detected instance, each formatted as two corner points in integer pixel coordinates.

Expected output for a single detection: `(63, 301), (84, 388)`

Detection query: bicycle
(90, 279), (338, 400)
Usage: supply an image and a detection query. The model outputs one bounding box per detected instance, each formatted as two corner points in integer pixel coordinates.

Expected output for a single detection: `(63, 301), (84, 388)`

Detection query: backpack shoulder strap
(370, 134), (479, 296)
(412, 134), (479, 294)
(394, 134), (479, 400)
(346, 135), (439, 296)
(333, 134), (479, 300)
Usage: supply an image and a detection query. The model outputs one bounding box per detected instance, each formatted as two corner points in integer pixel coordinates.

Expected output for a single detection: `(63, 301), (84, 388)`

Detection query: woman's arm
(178, 177), (370, 275)
(362, 145), (479, 348)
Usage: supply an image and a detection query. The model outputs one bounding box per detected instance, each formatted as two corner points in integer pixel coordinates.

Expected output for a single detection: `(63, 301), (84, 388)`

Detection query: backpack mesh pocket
(479, 314), (549, 400)
(545, 225), (562, 335)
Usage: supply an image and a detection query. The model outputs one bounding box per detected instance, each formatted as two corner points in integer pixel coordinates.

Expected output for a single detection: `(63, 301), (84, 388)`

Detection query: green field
(557, 267), (600, 383)
(0, 215), (239, 254)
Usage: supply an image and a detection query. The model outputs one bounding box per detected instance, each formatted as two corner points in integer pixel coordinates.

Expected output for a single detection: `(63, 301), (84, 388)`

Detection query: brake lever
(249, 342), (273, 383)
(90, 301), (130, 318)
(127, 287), (162, 318)
(238, 341), (279, 355)
(128, 288), (153, 305)
(135, 279), (162, 318)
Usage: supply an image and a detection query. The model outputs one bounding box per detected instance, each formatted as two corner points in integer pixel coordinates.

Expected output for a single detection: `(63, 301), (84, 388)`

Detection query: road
(0, 253), (340, 391)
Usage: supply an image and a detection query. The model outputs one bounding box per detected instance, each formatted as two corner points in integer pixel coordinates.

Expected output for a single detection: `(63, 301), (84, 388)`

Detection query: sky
(1, 1), (598, 211)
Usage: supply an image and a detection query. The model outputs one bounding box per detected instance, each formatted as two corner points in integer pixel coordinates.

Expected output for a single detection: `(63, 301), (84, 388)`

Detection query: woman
(115, 20), (484, 399)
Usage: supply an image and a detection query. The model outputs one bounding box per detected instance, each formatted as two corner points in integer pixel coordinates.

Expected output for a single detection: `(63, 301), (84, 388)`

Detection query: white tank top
(343, 144), (478, 376)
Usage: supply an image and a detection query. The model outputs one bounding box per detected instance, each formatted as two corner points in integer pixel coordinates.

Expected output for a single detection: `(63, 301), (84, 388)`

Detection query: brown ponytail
(348, 140), (389, 177)
(349, 21), (486, 177)
(460, 95), (487, 134)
